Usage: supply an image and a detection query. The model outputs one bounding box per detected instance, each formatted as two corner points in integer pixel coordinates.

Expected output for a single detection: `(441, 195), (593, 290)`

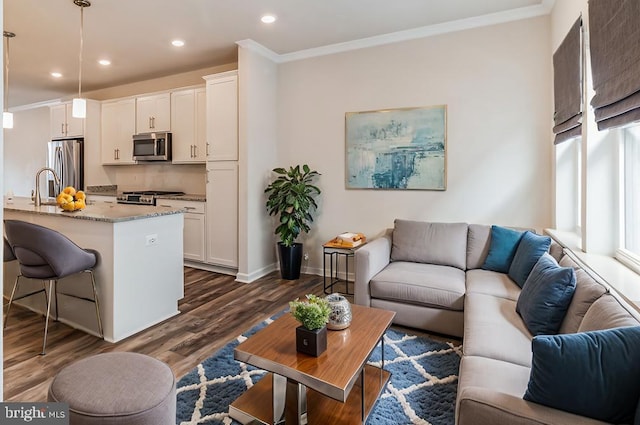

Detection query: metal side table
(322, 241), (366, 295)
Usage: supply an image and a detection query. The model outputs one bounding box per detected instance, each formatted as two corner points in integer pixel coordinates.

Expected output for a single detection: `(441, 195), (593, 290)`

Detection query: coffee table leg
(273, 374), (286, 424)
(361, 368), (366, 423)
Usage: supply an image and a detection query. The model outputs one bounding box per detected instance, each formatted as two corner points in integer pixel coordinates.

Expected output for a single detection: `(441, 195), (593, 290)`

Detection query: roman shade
(553, 17), (582, 144)
(589, 0), (640, 130)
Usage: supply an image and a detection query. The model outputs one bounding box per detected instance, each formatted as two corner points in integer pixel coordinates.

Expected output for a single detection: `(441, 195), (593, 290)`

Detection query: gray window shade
(589, 0), (640, 131)
(553, 18), (582, 145)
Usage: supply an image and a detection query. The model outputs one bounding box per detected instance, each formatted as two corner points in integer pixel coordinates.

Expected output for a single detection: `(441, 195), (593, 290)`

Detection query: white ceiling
(3, 0), (552, 108)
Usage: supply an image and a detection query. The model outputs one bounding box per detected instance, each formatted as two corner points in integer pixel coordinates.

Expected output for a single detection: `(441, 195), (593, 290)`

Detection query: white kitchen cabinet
(203, 71), (238, 161)
(157, 199), (206, 262)
(50, 102), (84, 139)
(101, 98), (136, 165)
(206, 162), (238, 268)
(136, 93), (171, 134)
(171, 87), (206, 163)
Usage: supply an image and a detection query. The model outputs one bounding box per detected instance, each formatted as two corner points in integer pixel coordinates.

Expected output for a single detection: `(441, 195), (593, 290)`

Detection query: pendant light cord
(78, 5), (84, 99)
(4, 33), (11, 112)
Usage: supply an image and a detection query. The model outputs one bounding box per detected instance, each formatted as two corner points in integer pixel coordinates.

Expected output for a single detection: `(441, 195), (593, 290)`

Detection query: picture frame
(345, 105), (447, 190)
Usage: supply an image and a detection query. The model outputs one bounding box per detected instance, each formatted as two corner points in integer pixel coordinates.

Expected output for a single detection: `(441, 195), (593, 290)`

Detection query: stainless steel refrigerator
(47, 138), (84, 198)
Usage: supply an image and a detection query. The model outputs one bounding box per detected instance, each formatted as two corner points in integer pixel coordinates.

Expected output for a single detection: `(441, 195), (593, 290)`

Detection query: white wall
(278, 16), (553, 274)
(3, 107), (49, 197)
(237, 43), (279, 282)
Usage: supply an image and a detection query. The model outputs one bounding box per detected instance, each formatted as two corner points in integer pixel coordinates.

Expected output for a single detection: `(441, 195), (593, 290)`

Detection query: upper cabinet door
(195, 87), (207, 161)
(170, 89), (197, 163)
(205, 72), (238, 161)
(50, 105), (67, 139)
(101, 98), (136, 165)
(50, 103), (84, 139)
(136, 93), (171, 134)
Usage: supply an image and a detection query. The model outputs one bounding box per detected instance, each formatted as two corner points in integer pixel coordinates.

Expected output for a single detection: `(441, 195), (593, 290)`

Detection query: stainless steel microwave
(133, 132), (172, 161)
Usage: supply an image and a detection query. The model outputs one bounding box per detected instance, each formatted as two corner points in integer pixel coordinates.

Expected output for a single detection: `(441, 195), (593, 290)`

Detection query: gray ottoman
(48, 352), (176, 425)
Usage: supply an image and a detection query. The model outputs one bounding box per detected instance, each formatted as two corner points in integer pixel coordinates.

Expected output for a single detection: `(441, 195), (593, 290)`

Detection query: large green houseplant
(265, 164), (321, 279)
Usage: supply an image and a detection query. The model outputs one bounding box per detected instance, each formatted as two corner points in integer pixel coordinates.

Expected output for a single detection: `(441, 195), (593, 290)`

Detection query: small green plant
(289, 294), (331, 331)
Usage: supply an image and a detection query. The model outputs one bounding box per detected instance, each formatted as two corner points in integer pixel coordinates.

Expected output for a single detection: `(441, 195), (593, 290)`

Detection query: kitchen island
(3, 198), (185, 342)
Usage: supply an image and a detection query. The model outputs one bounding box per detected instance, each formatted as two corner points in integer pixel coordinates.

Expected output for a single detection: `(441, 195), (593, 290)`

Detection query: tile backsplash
(112, 163), (206, 193)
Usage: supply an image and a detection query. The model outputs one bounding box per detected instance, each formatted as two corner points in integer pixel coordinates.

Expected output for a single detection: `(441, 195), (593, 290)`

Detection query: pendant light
(3, 31), (15, 129)
(72, 0), (90, 118)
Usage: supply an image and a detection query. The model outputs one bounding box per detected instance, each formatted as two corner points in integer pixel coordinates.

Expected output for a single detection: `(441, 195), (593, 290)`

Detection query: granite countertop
(155, 193), (206, 202)
(4, 197), (184, 223)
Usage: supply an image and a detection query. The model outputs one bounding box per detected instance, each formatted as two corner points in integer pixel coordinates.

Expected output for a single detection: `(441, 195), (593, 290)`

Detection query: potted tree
(265, 164), (321, 279)
(289, 294), (331, 356)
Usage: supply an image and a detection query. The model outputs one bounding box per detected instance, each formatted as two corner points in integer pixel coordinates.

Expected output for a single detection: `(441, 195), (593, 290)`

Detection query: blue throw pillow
(524, 326), (640, 424)
(516, 253), (576, 335)
(481, 226), (524, 273)
(508, 231), (551, 287)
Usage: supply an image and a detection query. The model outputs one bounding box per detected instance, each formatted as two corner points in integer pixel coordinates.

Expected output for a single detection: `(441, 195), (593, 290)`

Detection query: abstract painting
(345, 105), (447, 190)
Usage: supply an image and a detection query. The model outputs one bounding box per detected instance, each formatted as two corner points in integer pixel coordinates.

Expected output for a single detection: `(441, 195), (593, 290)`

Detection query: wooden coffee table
(229, 304), (395, 424)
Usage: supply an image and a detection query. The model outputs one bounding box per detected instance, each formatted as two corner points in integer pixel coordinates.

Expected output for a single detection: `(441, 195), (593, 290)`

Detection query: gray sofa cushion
(457, 356), (609, 425)
(466, 224), (491, 270)
(463, 293), (533, 367)
(578, 294), (640, 332)
(465, 269), (521, 301)
(391, 220), (468, 270)
(370, 261), (466, 311)
(559, 268), (608, 334)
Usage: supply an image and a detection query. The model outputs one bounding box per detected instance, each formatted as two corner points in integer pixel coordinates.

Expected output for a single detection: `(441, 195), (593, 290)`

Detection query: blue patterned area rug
(176, 313), (462, 425)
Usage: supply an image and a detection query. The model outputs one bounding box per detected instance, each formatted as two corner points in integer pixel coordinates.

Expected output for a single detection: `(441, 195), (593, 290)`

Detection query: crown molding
(236, 39), (282, 63)
(9, 99), (62, 112)
(277, 2), (554, 63)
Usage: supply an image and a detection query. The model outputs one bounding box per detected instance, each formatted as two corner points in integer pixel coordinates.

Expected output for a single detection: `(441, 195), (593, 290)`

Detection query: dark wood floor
(3, 267), (328, 401)
(3, 267), (458, 402)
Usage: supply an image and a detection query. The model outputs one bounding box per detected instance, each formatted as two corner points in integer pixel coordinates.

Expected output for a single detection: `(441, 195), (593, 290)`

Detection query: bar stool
(4, 220), (103, 355)
(4, 237), (16, 262)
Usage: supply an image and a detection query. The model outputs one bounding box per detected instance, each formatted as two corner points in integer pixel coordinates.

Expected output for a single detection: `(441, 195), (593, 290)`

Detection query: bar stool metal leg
(4, 275), (20, 329)
(41, 280), (54, 355)
(88, 270), (103, 338)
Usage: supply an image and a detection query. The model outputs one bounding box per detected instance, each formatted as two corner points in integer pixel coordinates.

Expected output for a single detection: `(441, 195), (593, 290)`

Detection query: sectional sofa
(354, 220), (640, 425)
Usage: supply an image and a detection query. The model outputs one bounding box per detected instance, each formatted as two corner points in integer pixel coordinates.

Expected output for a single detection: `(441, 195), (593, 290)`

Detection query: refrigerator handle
(54, 146), (63, 195)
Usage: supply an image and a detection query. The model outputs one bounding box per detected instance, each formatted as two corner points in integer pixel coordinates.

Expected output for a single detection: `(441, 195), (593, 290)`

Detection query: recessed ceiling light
(51, 72), (62, 78)
(98, 59), (111, 66)
(171, 40), (185, 47)
(261, 15), (276, 24)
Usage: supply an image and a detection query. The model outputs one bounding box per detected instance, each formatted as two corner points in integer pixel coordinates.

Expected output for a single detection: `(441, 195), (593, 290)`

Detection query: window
(618, 125), (640, 272)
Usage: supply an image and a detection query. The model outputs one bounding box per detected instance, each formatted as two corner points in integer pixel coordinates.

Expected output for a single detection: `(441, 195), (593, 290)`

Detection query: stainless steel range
(117, 190), (185, 206)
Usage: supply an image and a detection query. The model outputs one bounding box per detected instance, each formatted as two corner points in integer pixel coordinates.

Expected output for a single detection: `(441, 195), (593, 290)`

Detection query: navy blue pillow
(508, 231), (551, 287)
(481, 226), (524, 273)
(525, 326), (640, 424)
(516, 253), (576, 335)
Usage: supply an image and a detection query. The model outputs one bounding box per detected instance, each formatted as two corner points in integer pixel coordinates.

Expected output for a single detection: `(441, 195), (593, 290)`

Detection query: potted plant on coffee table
(265, 164), (321, 280)
(289, 294), (331, 356)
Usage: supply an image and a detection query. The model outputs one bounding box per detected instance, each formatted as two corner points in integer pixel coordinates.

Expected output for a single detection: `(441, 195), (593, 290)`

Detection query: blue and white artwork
(346, 105), (447, 190)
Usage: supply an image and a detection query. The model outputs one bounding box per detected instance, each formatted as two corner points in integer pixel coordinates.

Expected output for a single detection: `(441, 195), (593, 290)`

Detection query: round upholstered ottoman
(48, 352), (175, 425)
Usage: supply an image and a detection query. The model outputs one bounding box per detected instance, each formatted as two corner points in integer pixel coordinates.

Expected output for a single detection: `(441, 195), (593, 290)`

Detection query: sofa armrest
(354, 230), (392, 307)
(457, 387), (610, 425)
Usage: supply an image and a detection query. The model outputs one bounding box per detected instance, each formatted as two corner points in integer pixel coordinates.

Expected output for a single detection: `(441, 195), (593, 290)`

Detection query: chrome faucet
(34, 167), (61, 207)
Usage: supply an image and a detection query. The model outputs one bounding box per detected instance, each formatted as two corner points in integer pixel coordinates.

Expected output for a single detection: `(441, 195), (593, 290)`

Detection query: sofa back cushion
(391, 220), (468, 270)
(466, 224), (491, 270)
(559, 268), (608, 334)
(578, 294), (640, 332)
